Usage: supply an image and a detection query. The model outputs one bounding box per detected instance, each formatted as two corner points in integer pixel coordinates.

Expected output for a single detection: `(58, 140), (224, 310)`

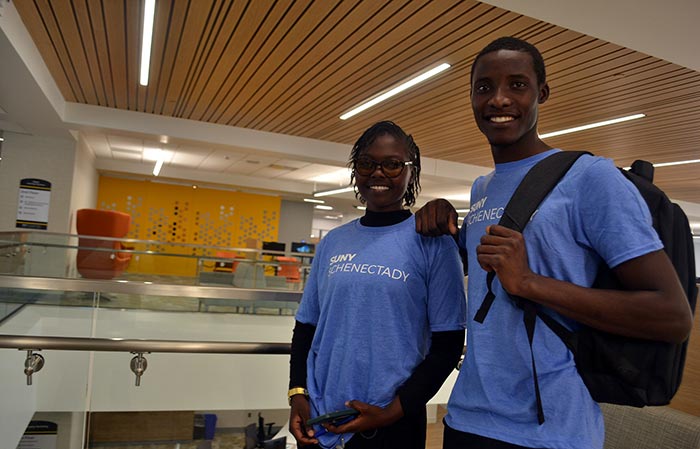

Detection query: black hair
(470, 36), (546, 86)
(348, 120), (421, 208)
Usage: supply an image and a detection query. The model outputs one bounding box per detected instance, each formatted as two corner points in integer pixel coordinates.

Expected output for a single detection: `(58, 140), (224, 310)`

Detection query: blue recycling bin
(204, 414), (217, 440)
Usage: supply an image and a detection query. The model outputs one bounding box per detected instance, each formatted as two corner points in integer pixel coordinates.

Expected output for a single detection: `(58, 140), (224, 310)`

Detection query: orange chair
(76, 209), (132, 279)
(276, 256), (301, 283)
(213, 251), (244, 273)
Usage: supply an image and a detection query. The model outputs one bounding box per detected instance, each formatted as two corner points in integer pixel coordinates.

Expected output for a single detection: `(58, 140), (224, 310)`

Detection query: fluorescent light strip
(340, 63), (451, 120)
(303, 198), (325, 204)
(354, 205), (367, 211)
(455, 209), (469, 213)
(623, 158), (700, 170)
(653, 159), (700, 168)
(313, 186), (354, 197)
(139, 0), (156, 86)
(539, 113), (645, 139)
(152, 158), (163, 176)
(315, 205), (333, 210)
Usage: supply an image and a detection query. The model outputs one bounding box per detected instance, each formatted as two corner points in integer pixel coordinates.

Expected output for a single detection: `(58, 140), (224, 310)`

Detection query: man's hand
(324, 397), (403, 435)
(415, 199), (459, 237)
(477, 225), (536, 297)
(289, 395), (318, 446)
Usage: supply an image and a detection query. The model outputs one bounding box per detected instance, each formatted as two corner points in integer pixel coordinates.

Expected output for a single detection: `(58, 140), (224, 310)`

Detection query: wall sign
(17, 421), (58, 449)
(16, 178), (51, 230)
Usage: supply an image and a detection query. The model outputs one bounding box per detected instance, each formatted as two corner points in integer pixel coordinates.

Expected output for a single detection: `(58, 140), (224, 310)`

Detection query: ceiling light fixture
(354, 205), (367, 211)
(152, 158), (164, 176)
(339, 63), (451, 120)
(315, 205), (333, 210)
(313, 186), (354, 197)
(303, 198), (325, 204)
(652, 159), (700, 168)
(622, 158), (700, 170)
(139, 0), (156, 86)
(455, 209), (469, 213)
(539, 113), (645, 139)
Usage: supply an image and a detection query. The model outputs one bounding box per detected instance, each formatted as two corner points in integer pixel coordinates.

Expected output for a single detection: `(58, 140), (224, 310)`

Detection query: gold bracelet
(287, 387), (308, 405)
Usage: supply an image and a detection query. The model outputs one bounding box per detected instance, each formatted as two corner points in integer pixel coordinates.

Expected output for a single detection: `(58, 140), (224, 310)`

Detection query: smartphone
(306, 408), (359, 426)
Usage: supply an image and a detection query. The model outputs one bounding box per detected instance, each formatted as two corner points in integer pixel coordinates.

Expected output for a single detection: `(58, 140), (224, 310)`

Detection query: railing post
(130, 352), (149, 386)
(23, 350), (44, 385)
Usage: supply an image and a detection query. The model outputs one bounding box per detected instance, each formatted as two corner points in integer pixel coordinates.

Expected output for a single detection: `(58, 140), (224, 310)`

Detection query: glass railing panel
(0, 269), (305, 449)
(0, 275), (302, 323)
(0, 231), (313, 291)
(0, 284), (95, 449)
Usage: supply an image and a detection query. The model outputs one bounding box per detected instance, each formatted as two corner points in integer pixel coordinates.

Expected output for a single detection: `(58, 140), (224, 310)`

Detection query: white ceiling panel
(226, 155), (280, 174)
(107, 135), (143, 153)
(170, 151), (210, 168)
(198, 151), (247, 171)
(83, 132), (111, 158)
(273, 159), (312, 170)
(253, 166), (295, 178)
(280, 163), (348, 182)
(111, 149), (143, 161)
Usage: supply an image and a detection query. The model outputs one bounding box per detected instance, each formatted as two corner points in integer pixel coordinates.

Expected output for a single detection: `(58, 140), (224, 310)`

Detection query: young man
(415, 37), (692, 449)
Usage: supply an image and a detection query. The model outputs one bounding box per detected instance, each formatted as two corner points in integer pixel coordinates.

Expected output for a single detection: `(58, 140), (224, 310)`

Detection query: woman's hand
(289, 395), (318, 446)
(323, 397), (404, 435)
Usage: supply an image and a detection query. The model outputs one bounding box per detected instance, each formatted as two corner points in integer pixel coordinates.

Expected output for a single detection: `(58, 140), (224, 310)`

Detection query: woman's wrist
(384, 396), (405, 423)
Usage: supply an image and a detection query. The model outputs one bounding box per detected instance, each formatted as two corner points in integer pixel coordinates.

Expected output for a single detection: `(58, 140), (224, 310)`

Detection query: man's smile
(489, 115), (516, 123)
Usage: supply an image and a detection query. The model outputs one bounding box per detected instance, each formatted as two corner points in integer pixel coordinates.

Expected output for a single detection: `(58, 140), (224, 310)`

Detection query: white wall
(311, 217), (345, 239)
(68, 135), (98, 233)
(278, 200), (314, 248)
(0, 348), (38, 449)
(29, 412), (86, 449)
(480, 0), (700, 72)
(0, 132), (77, 233)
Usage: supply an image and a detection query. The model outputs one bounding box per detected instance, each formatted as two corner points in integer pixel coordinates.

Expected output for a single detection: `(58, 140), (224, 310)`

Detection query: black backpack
(473, 151), (698, 424)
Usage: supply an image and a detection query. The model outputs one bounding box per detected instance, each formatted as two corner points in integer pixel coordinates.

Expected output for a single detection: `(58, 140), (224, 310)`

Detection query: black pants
(304, 407), (427, 449)
(443, 422), (544, 449)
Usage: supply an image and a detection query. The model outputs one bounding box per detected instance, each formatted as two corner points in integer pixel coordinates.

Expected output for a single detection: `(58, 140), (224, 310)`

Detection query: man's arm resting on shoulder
(415, 199), (459, 238)
(479, 225), (693, 343)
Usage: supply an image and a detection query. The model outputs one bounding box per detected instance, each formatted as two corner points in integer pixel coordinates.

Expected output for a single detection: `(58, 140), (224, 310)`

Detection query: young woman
(288, 121), (467, 449)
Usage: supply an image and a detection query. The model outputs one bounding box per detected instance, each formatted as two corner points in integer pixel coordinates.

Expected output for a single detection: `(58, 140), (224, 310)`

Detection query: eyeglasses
(354, 157), (413, 178)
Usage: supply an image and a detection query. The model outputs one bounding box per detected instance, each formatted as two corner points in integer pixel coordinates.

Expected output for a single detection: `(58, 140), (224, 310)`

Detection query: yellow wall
(96, 176), (280, 277)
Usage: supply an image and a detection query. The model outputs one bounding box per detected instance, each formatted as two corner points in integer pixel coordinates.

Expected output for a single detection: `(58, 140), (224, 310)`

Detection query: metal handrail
(0, 334), (291, 386)
(0, 334), (291, 354)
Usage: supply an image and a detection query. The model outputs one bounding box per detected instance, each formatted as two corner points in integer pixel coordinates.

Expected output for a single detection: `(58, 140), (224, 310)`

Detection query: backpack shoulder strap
(474, 150), (590, 323)
(500, 150), (591, 232)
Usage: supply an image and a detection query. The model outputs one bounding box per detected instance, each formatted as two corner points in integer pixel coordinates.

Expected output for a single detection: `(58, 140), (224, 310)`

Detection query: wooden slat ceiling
(15, 0), (700, 203)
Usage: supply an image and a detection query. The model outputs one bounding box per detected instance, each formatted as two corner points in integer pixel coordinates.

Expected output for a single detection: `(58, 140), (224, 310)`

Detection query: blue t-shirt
(446, 150), (663, 449)
(296, 215), (467, 449)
